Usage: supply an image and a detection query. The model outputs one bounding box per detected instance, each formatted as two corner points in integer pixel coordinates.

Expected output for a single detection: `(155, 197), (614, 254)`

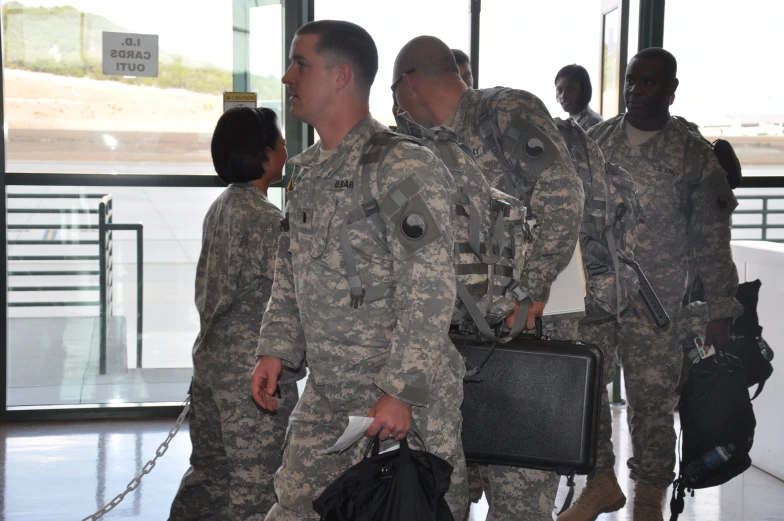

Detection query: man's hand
(365, 394), (413, 441)
(705, 319), (731, 347)
(251, 356), (283, 411)
(505, 299), (546, 330)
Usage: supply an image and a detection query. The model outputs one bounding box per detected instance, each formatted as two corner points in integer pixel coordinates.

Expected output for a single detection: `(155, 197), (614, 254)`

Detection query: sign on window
(223, 92), (258, 112)
(102, 32), (159, 78)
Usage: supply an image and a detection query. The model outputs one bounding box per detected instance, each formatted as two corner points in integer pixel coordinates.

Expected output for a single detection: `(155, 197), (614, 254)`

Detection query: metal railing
(733, 195), (784, 242)
(7, 193), (143, 373)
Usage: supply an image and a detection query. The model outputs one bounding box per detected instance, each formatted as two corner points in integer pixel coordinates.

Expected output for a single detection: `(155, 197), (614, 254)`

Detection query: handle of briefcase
(463, 317), (543, 381)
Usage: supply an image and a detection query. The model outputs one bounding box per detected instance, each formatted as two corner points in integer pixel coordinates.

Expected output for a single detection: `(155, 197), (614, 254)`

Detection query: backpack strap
(681, 134), (704, 294)
(680, 134), (704, 220)
(339, 131), (420, 307)
(433, 128), (508, 266)
(456, 280), (531, 343)
(587, 115), (622, 150)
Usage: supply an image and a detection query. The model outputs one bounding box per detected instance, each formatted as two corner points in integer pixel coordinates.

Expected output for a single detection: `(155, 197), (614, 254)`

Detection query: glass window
(249, 3), (284, 124)
(315, 0), (470, 128)
(1, 1), (260, 176)
(600, 7), (621, 119)
(626, 0), (640, 61)
(479, 0), (604, 120)
(6, 185), (282, 409)
(664, 1), (784, 178)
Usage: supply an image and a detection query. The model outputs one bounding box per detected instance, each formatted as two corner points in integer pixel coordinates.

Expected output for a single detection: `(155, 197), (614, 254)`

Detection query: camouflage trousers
(169, 376), (297, 521)
(575, 317), (621, 477)
(265, 353), (467, 521)
(579, 295), (682, 488)
(466, 318), (579, 520)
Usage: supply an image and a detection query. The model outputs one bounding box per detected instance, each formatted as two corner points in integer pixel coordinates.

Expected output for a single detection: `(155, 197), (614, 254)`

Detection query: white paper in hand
(324, 416), (374, 453)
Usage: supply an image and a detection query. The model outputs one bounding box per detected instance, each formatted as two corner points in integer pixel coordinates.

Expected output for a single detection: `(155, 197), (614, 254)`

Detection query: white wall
(732, 241), (784, 480)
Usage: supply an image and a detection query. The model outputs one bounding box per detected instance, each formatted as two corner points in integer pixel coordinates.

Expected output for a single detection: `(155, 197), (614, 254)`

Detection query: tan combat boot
(556, 471), (626, 521)
(632, 482), (665, 521)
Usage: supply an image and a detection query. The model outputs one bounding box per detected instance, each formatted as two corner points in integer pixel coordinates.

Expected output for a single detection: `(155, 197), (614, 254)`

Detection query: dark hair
(554, 64), (593, 107)
(211, 107), (281, 184)
(634, 47), (678, 81)
(296, 20), (378, 100)
(451, 48), (470, 66)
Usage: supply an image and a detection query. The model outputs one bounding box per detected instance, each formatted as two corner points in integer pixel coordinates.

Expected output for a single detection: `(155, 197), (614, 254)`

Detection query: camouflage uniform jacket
(192, 184), (283, 385)
(448, 87), (584, 302)
(573, 105), (603, 131)
(256, 115), (460, 406)
(588, 115), (742, 320)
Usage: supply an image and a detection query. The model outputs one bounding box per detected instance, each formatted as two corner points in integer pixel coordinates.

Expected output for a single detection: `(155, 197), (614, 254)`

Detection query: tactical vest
(342, 123), (528, 342)
(556, 117), (643, 320)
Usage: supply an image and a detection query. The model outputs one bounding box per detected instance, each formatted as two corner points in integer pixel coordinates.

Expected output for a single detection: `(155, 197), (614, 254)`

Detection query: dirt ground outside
(3, 68), (784, 168)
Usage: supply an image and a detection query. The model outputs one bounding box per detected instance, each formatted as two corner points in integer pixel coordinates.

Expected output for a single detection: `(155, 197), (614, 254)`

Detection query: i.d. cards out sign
(102, 32), (159, 78)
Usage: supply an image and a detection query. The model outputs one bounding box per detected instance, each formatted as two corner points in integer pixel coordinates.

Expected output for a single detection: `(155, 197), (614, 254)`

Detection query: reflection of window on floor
(6, 186), (282, 408)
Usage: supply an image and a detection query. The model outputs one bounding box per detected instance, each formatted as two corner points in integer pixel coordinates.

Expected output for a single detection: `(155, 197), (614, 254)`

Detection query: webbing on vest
(439, 124), (527, 342)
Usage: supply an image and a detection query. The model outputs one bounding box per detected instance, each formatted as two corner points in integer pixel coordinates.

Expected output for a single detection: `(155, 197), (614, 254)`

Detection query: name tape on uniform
(102, 32), (159, 78)
(223, 92), (258, 112)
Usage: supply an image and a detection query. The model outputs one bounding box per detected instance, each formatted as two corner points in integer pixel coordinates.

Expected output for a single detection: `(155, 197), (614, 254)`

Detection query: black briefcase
(452, 331), (603, 475)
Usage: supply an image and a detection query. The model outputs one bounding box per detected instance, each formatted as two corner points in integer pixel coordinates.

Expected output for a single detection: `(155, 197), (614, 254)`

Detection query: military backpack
(339, 118), (529, 342)
(555, 117), (643, 320)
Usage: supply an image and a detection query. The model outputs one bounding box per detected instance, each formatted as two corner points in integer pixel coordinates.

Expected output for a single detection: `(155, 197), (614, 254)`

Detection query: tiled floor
(1, 406), (782, 521)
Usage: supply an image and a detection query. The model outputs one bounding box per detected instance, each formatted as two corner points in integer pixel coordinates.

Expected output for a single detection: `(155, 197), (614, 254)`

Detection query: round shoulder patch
(524, 138), (545, 159)
(401, 213), (427, 240)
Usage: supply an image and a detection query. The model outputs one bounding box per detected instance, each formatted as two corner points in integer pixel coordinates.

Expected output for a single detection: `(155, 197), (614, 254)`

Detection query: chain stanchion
(81, 397), (191, 521)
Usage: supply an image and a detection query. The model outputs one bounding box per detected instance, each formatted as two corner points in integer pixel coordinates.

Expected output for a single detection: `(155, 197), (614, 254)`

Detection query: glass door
(1, 0), (288, 413)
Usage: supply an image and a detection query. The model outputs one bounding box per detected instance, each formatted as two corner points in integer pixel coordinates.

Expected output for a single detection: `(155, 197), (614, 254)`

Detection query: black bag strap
(555, 471), (577, 515)
(751, 380), (766, 401)
(669, 477), (686, 521)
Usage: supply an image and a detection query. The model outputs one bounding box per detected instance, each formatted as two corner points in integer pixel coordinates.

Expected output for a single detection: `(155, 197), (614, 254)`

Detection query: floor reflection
(0, 408), (782, 521)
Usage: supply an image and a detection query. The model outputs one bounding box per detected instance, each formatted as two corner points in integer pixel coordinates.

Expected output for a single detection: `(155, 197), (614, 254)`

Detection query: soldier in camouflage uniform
(250, 21), (467, 521)
(169, 107), (300, 521)
(578, 48), (741, 521)
(555, 64), (603, 131)
(394, 36), (584, 520)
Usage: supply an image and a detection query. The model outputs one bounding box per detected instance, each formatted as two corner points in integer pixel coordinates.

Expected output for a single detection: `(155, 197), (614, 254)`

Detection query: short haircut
(554, 64), (593, 107)
(451, 48), (470, 66)
(633, 47), (678, 81)
(296, 20), (378, 100)
(211, 107), (281, 184)
(394, 36), (460, 81)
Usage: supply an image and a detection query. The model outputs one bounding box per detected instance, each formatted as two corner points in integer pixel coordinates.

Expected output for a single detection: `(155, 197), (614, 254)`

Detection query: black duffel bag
(313, 435), (455, 521)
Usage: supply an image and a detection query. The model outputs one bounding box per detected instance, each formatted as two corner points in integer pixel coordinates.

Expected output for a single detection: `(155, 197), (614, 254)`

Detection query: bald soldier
(393, 36), (584, 520)
(251, 21), (467, 521)
(575, 48), (741, 521)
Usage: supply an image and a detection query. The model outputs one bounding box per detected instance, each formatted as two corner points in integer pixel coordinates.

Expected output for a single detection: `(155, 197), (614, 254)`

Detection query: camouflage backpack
(339, 115), (529, 342)
(473, 87), (562, 205)
(555, 117), (643, 320)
